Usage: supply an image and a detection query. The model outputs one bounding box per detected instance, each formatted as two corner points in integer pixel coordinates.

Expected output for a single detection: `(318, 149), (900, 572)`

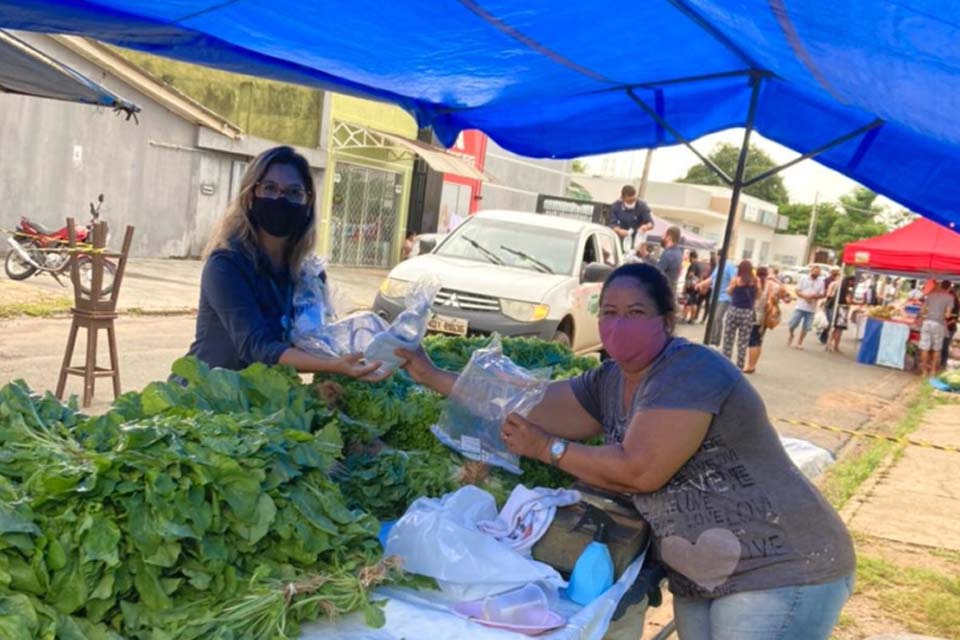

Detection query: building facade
(0, 33), (326, 259)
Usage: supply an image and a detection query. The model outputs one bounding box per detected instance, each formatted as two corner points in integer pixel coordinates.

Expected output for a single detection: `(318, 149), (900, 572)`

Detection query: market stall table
(857, 316), (919, 370)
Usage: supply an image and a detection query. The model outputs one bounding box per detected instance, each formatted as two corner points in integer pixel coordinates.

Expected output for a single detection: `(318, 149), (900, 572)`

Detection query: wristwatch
(549, 438), (569, 465)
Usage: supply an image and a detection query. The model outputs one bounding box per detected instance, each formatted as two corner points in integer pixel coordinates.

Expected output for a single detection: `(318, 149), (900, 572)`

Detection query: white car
(373, 211), (622, 353)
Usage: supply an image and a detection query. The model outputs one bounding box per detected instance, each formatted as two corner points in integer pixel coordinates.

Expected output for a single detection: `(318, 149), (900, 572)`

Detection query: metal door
(330, 163), (402, 267)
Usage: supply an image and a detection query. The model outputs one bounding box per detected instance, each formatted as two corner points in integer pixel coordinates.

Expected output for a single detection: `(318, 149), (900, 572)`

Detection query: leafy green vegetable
(0, 360), (396, 639)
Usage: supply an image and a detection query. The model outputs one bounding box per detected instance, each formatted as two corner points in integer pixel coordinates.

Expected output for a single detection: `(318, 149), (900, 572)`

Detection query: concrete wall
(0, 33), (203, 258)
(120, 49), (323, 148)
(480, 139), (572, 212)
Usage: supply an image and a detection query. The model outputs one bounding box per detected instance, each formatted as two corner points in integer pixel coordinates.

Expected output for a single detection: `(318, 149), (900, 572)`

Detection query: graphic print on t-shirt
(635, 434), (793, 597)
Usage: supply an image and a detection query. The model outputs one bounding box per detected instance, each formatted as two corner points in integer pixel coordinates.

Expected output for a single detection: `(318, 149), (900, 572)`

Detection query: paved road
(11, 257), (387, 314)
(0, 261), (916, 454)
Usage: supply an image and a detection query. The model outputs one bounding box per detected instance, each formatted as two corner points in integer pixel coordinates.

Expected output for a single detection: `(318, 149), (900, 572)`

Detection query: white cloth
(476, 485), (581, 554)
(877, 321), (910, 369)
(300, 552), (647, 640)
(795, 275), (825, 313)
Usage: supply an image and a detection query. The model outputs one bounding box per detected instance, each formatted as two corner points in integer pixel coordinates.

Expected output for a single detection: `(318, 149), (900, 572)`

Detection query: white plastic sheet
(780, 436), (835, 478)
(384, 485), (566, 601)
(300, 552), (646, 640)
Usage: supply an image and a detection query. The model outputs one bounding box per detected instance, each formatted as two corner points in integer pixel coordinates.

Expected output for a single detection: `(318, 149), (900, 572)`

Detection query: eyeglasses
(255, 181), (310, 204)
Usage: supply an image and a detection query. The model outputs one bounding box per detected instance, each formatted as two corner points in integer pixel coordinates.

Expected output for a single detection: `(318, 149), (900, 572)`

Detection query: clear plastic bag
(364, 276), (442, 374)
(431, 335), (550, 474)
(291, 257), (388, 358)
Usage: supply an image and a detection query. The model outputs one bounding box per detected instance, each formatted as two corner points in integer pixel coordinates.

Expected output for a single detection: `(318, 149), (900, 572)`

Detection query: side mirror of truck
(582, 262), (613, 284)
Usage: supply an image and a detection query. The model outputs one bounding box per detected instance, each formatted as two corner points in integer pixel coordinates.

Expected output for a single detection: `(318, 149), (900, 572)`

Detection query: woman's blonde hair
(204, 146), (317, 273)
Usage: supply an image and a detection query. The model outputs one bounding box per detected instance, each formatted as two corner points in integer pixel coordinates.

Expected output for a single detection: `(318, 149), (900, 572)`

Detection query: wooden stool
(55, 219), (134, 407)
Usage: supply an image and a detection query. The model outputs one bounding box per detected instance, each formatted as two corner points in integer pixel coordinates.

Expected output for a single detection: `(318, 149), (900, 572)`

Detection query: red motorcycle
(4, 194), (116, 295)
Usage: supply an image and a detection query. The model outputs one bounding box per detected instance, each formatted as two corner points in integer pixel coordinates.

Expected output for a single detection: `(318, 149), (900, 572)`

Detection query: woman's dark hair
(756, 265), (769, 291)
(737, 259), (754, 281)
(600, 263), (677, 319)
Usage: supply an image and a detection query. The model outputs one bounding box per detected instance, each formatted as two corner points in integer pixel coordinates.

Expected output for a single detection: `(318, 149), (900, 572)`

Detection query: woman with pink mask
(398, 263), (854, 640)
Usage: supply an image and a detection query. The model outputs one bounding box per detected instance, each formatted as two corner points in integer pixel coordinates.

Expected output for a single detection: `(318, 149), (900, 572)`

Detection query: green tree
(778, 187), (893, 251)
(677, 142), (789, 206)
(571, 159), (588, 174)
(778, 202), (840, 246)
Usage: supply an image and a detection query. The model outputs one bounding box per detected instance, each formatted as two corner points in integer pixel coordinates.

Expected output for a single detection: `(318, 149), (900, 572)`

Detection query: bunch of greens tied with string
(0, 358), (414, 640)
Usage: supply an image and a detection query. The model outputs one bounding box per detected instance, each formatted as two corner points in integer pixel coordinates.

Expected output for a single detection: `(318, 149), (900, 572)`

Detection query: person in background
(682, 250), (703, 324)
(824, 267), (840, 294)
(609, 185), (654, 253)
(401, 231), (417, 260)
(907, 279), (924, 302)
(787, 265), (825, 350)
(942, 283), (959, 368)
(722, 260), (759, 370)
(744, 265), (783, 374)
(919, 280), (955, 377)
(824, 275), (856, 353)
(698, 253), (718, 323)
(699, 255), (737, 346)
(657, 226), (684, 293)
(398, 263), (855, 640)
(187, 146), (387, 380)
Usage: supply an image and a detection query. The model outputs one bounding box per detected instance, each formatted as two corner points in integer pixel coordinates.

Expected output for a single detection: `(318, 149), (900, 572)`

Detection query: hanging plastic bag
(385, 485), (566, 600)
(431, 334), (550, 474)
(364, 276), (442, 374)
(813, 309), (830, 332)
(291, 257), (390, 358)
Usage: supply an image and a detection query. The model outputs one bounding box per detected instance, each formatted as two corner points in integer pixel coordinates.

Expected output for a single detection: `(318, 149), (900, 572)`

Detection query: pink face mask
(599, 315), (668, 371)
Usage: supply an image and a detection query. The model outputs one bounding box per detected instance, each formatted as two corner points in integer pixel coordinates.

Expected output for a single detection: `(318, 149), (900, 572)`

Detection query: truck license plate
(428, 314), (468, 336)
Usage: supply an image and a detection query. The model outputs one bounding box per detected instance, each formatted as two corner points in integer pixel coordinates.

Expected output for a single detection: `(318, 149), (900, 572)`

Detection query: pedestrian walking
(787, 265), (826, 350)
(824, 275), (855, 353)
(657, 226), (684, 293)
(744, 265), (783, 373)
(682, 250), (704, 323)
(722, 260), (759, 370)
(699, 255), (736, 346)
(919, 280), (955, 376)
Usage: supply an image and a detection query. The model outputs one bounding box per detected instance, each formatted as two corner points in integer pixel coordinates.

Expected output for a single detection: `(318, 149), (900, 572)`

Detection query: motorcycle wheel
(76, 256), (117, 297)
(4, 241), (39, 280)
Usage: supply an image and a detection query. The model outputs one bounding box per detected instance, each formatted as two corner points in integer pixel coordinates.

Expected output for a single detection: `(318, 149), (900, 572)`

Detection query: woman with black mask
(186, 146), (386, 379)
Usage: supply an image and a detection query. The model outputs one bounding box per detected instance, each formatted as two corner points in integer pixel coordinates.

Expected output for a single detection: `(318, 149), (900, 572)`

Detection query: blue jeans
(673, 574), (854, 640)
(788, 309), (814, 333)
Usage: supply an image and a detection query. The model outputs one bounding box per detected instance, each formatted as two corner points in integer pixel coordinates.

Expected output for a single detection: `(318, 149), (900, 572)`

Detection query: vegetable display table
(857, 317), (918, 369)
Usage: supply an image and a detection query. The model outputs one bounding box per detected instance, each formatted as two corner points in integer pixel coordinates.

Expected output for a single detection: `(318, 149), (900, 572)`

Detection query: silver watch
(549, 438), (569, 465)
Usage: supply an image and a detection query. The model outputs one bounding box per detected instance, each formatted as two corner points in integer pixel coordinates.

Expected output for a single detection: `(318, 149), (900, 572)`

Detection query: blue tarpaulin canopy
(2, 1), (959, 231)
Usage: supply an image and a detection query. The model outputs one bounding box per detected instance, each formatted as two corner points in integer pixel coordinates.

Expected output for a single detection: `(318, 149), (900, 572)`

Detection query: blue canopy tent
(3, 0), (960, 339)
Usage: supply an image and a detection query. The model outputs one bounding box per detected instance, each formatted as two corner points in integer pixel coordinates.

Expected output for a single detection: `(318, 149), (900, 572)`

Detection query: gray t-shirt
(925, 291), (954, 326)
(657, 245), (684, 291)
(571, 338), (854, 599)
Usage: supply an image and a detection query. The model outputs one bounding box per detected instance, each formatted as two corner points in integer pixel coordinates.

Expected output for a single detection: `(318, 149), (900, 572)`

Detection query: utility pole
(805, 192), (819, 264)
(638, 148), (654, 198)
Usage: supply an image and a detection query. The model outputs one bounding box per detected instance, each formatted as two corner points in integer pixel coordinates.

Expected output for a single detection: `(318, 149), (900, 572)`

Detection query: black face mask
(248, 196), (309, 239)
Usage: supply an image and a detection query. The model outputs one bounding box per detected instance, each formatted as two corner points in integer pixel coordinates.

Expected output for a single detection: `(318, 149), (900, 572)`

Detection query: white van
(372, 211), (622, 353)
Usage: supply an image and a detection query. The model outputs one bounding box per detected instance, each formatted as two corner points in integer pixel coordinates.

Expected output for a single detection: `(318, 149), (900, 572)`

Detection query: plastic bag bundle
(291, 257), (389, 358)
(364, 276), (442, 374)
(431, 335), (550, 474)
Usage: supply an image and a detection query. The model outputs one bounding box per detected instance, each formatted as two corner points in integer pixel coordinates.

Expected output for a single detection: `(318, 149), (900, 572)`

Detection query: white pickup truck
(372, 210), (622, 353)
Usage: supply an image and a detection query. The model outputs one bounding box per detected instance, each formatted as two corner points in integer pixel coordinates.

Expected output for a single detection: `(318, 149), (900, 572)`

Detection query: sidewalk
(3, 258), (387, 314)
(843, 400), (960, 550)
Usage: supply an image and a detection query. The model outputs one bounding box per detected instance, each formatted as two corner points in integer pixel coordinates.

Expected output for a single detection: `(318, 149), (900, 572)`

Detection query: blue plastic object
(4, 2), (960, 228)
(566, 522), (614, 606)
(377, 520), (396, 549)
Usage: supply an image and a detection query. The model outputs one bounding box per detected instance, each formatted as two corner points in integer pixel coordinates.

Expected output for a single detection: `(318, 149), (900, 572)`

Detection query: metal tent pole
(703, 74), (763, 345)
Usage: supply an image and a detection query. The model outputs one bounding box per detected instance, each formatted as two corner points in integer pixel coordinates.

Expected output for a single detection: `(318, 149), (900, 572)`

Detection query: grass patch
(0, 297), (72, 319)
(818, 385), (935, 509)
(855, 553), (960, 639)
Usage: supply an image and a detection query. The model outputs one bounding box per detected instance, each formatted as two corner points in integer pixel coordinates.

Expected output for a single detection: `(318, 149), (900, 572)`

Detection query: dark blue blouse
(186, 243), (293, 370)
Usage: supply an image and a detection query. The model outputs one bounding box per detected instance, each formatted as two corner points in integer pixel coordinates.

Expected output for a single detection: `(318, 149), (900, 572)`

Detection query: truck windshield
(436, 218), (578, 275)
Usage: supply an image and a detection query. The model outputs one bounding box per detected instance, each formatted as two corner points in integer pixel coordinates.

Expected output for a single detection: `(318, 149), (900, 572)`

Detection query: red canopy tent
(842, 218), (960, 275)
